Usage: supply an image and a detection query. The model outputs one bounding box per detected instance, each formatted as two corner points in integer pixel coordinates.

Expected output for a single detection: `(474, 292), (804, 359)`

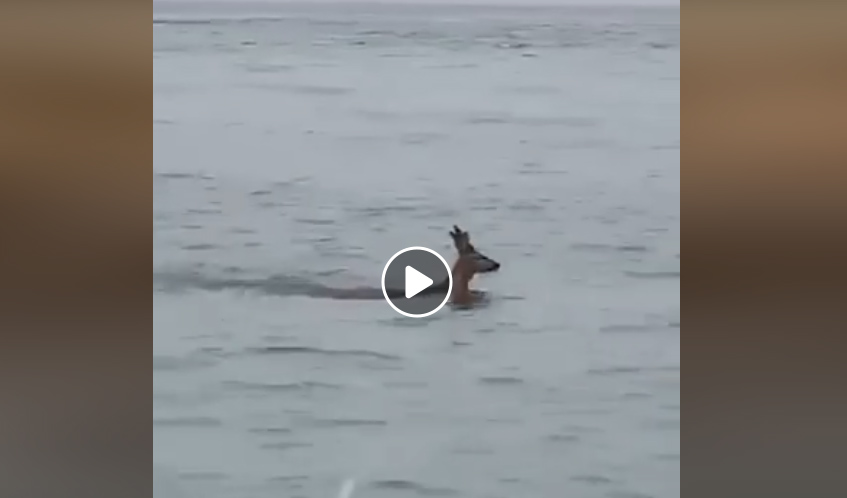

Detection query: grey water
(153, 2), (680, 497)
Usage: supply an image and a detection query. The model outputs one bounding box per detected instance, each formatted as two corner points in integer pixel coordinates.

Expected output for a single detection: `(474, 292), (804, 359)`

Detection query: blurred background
(2, 2), (846, 498)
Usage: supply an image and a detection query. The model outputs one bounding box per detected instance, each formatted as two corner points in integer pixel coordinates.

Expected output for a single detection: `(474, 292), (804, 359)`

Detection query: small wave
(352, 205), (421, 218)
(268, 474), (309, 484)
(153, 354), (218, 372)
(495, 41), (534, 50)
(249, 346), (401, 362)
(588, 367), (647, 376)
(156, 172), (201, 181)
(507, 201), (546, 212)
(241, 62), (296, 74)
(624, 270), (681, 280)
(571, 243), (651, 254)
(222, 380), (343, 393)
(465, 113), (596, 128)
(250, 83), (353, 96)
(249, 427), (293, 435)
(154, 269), (444, 300)
(308, 418), (388, 429)
(154, 19), (214, 26)
(622, 392), (654, 400)
(619, 245), (651, 253)
(500, 477), (523, 484)
(153, 17), (286, 27)
(153, 417), (222, 428)
(295, 217), (337, 226)
(466, 114), (509, 125)
(179, 471), (229, 482)
(479, 376), (525, 386)
(588, 366), (679, 377)
(647, 41), (677, 50)
(186, 208), (222, 216)
(571, 475), (616, 486)
(600, 324), (654, 334)
(181, 244), (219, 252)
(371, 480), (459, 496)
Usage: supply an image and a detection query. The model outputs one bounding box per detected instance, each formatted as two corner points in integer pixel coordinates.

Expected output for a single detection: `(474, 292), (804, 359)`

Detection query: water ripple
(154, 417), (222, 428)
(248, 346), (403, 363)
(222, 380), (344, 393)
(153, 269), (443, 300)
(153, 354), (218, 372)
(371, 480), (459, 496)
(306, 418), (388, 429)
(479, 376), (525, 386)
(625, 270), (681, 280)
(571, 474), (616, 486)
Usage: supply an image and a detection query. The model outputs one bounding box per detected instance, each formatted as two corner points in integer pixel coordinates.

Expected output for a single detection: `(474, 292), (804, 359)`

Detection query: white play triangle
(405, 266), (434, 299)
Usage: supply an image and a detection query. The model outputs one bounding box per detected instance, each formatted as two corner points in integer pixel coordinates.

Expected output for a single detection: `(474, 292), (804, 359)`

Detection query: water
(153, 2), (680, 497)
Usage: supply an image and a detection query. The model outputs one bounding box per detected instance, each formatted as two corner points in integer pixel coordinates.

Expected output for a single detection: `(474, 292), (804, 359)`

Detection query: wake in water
(155, 226), (500, 302)
(154, 270), (496, 315)
(153, 268), (414, 300)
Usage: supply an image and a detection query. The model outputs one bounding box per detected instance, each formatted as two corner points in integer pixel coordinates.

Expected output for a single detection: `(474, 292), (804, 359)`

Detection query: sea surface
(153, 2), (681, 497)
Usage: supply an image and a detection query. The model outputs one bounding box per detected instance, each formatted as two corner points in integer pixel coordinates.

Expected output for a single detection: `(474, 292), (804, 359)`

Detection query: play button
(382, 247), (453, 318)
(405, 266), (434, 299)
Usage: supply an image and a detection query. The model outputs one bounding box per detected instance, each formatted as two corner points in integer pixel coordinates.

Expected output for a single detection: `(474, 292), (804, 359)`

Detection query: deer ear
(453, 225), (469, 238)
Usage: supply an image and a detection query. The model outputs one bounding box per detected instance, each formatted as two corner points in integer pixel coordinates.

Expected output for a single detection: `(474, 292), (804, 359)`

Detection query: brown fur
(449, 226), (482, 306)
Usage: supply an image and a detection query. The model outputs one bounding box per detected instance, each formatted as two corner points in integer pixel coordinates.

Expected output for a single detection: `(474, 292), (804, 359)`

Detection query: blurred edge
(0, 3), (149, 498)
(684, 3), (847, 498)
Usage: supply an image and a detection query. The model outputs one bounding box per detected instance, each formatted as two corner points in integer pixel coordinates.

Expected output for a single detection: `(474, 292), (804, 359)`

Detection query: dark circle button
(381, 247), (453, 318)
